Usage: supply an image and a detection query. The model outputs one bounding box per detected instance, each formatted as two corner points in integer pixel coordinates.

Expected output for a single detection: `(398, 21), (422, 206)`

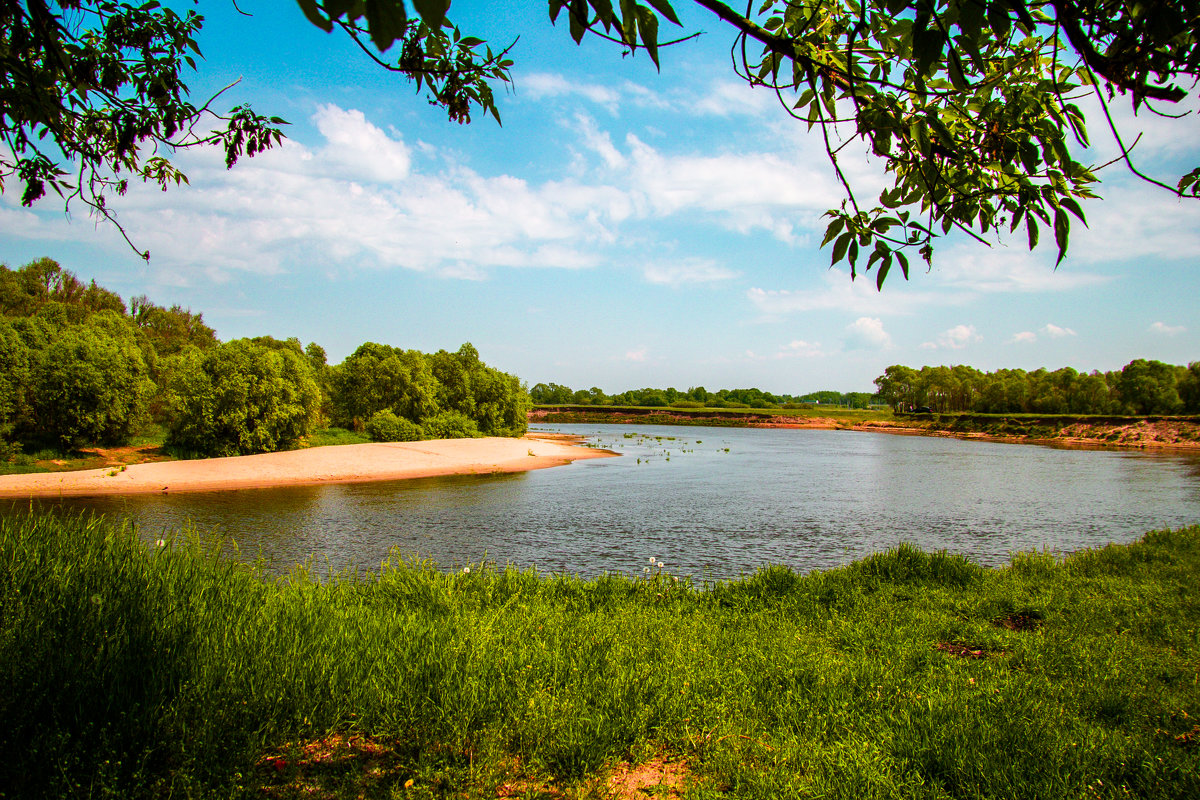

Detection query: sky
(1, 1), (1197, 395)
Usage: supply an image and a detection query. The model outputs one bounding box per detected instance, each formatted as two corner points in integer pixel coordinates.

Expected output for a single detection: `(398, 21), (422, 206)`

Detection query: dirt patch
(992, 612), (1043, 632)
(603, 756), (690, 799)
(936, 642), (1002, 659)
(496, 755), (693, 799)
(252, 734), (408, 799)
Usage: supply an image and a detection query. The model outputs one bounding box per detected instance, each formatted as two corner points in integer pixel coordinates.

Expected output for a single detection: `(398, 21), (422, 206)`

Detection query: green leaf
(831, 231), (853, 265)
(636, 5), (661, 66)
(1053, 207), (1069, 265)
(295, 0), (333, 32)
(411, 0), (449, 29)
(643, 0), (681, 26)
(363, 0), (409, 51)
(1026, 217), (1038, 250)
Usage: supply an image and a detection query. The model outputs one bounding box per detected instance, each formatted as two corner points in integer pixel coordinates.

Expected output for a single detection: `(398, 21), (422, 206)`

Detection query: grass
(1, 514), (1198, 799)
(304, 427), (372, 448)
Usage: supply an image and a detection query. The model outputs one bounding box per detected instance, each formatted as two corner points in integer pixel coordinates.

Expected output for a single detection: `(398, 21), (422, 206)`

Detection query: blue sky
(1, 1), (1197, 394)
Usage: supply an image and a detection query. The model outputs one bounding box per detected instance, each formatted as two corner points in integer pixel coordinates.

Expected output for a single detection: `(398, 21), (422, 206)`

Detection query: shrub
(421, 410), (480, 440)
(365, 410), (423, 442)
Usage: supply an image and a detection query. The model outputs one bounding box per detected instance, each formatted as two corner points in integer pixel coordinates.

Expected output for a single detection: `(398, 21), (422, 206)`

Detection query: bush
(421, 410), (480, 440)
(365, 410), (423, 442)
(166, 339), (320, 457)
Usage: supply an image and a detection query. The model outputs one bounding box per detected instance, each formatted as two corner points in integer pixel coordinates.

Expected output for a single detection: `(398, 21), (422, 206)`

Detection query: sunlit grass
(2, 514), (1197, 798)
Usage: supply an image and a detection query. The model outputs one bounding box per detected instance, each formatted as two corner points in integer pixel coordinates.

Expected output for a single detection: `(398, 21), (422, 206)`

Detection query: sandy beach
(0, 434), (615, 499)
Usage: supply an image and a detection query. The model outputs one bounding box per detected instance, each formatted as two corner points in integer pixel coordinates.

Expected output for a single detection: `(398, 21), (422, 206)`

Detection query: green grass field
(1, 513), (1197, 799)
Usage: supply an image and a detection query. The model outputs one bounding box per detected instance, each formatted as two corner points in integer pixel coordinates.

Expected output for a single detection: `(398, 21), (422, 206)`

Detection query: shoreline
(0, 434), (616, 499)
(531, 408), (1200, 451)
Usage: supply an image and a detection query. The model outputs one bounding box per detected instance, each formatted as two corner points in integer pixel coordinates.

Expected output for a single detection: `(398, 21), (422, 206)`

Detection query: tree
(4, 2), (1196, 281)
(27, 311), (155, 448)
(165, 338), (321, 457)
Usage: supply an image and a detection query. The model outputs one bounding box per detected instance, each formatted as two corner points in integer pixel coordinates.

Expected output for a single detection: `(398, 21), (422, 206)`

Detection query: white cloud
(932, 245), (1108, 293)
(521, 73), (621, 110)
(573, 113), (626, 169)
(624, 347), (649, 362)
(746, 269), (956, 317)
(780, 339), (824, 357)
(624, 134), (841, 241)
(923, 324), (981, 350)
(1009, 331), (1038, 344)
(844, 317), (892, 350)
(1041, 323), (1077, 338)
(1150, 321), (1187, 335)
(693, 80), (777, 117)
(642, 258), (738, 287)
(313, 105), (411, 183)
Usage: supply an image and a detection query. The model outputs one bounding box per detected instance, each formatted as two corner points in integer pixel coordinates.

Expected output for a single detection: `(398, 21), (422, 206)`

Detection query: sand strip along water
(0, 435), (616, 499)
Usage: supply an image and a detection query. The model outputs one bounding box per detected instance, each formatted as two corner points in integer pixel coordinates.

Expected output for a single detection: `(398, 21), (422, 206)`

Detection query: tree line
(874, 362), (1200, 416)
(530, 383), (877, 410)
(0, 259), (529, 458)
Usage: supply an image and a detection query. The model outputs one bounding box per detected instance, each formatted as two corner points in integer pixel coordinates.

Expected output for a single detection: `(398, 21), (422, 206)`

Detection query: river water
(12, 424), (1200, 580)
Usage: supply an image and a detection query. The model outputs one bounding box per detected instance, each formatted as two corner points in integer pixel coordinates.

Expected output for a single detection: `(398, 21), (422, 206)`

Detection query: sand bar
(0, 434), (616, 498)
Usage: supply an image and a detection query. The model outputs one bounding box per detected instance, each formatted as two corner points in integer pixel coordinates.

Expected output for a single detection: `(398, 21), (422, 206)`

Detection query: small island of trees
(0, 258), (529, 461)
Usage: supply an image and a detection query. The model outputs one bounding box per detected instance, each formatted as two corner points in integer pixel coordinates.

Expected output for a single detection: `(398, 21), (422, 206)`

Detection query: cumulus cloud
(1150, 321), (1186, 335)
(746, 269), (957, 317)
(780, 339), (824, 357)
(1008, 331), (1038, 344)
(1040, 323), (1077, 338)
(642, 258), (738, 287)
(522, 73), (621, 110)
(922, 324), (981, 350)
(693, 80), (777, 117)
(624, 347), (649, 362)
(844, 317), (892, 350)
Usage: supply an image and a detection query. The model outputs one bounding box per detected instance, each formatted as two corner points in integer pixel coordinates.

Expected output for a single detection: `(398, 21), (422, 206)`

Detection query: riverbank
(531, 407), (1200, 450)
(0, 433), (613, 498)
(4, 514), (1197, 799)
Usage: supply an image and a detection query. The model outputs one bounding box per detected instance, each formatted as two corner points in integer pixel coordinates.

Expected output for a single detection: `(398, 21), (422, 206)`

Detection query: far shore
(0, 434), (615, 499)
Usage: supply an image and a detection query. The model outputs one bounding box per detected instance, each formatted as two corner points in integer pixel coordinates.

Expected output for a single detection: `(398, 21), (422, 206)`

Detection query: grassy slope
(1, 514), (1198, 799)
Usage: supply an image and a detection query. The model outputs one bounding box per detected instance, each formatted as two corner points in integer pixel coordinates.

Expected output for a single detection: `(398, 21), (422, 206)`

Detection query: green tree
(1117, 359), (1183, 415)
(166, 339), (320, 457)
(329, 342), (439, 429)
(27, 311), (155, 448)
(5, 2), (1196, 279)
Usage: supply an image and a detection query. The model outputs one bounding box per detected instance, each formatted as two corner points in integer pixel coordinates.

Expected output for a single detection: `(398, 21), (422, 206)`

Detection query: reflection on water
(8, 425), (1200, 580)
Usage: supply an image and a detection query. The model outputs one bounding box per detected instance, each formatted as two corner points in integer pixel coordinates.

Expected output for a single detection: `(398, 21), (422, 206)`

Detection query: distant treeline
(0, 258), (528, 457)
(874, 362), (1200, 415)
(530, 383), (878, 409)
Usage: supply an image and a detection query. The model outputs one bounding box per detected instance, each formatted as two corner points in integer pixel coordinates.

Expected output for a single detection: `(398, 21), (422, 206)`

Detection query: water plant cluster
(2, 513), (1198, 798)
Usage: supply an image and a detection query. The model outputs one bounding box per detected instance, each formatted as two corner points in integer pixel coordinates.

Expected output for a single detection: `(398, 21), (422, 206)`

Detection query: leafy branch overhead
(1, 1), (1197, 286)
(547, 0), (1200, 287)
(0, 0), (513, 258)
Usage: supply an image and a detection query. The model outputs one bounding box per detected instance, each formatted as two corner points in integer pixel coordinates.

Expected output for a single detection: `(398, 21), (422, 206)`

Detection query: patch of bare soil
(992, 612), (1043, 632)
(251, 734), (408, 799)
(936, 642), (1002, 659)
(497, 755), (693, 799)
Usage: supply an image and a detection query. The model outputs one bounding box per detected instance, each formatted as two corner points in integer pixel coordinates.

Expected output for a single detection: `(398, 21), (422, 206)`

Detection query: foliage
(26, 311), (155, 448)
(550, 0), (1200, 284)
(6, 3), (1198, 278)
(0, 1), (511, 253)
(3, 513), (1199, 798)
(875, 358), (1195, 414)
(420, 409), (480, 440)
(531, 382), (878, 409)
(330, 341), (528, 438)
(365, 409), (423, 442)
(165, 339), (321, 457)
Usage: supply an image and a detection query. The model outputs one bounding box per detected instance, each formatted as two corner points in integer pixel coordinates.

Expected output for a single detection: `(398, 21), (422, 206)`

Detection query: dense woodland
(874, 363), (1200, 416)
(533, 363), (1200, 418)
(530, 384), (878, 409)
(0, 259), (529, 458)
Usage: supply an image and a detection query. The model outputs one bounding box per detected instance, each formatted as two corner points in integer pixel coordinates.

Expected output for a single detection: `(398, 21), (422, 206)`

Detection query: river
(11, 424), (1200, 580)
